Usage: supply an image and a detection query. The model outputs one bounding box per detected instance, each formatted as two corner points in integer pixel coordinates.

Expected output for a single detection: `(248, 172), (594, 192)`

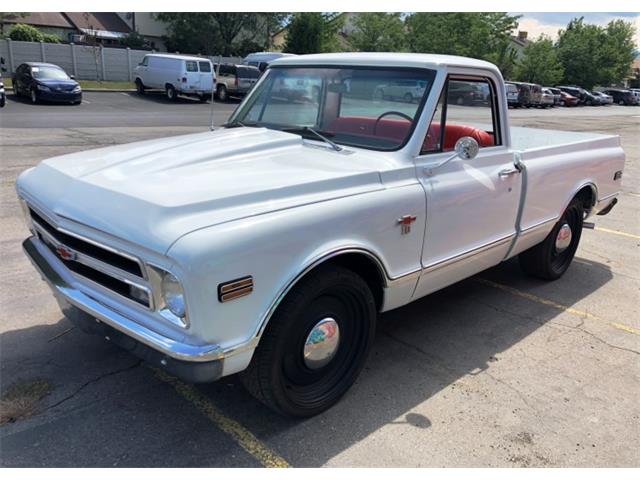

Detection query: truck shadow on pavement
(0, 256), (614, 467)
(129, 91), (241, 106)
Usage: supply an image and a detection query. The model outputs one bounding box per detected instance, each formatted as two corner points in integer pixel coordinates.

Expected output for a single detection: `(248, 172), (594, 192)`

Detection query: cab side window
(422, 77), (500, 155)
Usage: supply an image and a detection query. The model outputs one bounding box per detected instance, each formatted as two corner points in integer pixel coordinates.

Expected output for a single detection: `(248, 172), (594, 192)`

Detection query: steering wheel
(373, 111), (413, 135)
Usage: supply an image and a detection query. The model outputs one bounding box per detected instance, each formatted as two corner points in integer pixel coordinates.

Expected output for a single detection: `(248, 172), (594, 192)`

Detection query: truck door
(413, 75), (521, 298)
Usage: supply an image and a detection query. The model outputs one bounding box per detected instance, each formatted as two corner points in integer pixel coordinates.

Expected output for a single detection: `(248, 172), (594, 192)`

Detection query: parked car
(540, 88), (555, 108)
(215, 64), (260, 102)
(523, 82), (543, 107)
(17, 53), (625, 417)
(582, 90), (602, 106)
(546, 87), (563, 106)
(506, 81), (531, 107)
(557, 86), (586, 105)
(505, 82), (519, 107)
(374, 79), (427, 103)
(592, 91), (613, 105)
(134, 54), (214, 102)
(628, 89), (640, 104)
(559, 91), (579, 107)
(243, 52), (296, 74)
(602, 89), (638, 105)
(12, 62), (81, 105)
(446, 80), (485, 105)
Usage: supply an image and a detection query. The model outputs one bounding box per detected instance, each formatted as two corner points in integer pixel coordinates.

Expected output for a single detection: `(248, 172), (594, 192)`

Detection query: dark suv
(602, 89), (637, 106)
(506, 81), (533, 108)
(215, 64), (260, 102)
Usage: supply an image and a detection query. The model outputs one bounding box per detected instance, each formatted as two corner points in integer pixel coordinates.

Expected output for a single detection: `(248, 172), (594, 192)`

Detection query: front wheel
(519, 198), (584, 280)
(30, 88), (38, 104)
(135, 78), (145, 95)
(241, 266), (376, 417)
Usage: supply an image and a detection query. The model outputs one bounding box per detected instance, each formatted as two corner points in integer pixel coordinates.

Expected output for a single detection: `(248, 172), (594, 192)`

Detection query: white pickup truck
(17, 53), (624, 417)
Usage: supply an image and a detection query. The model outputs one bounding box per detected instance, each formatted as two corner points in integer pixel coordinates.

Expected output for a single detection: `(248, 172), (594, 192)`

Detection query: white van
(134, 54), (215, 102)
(242, 52), (296, 73)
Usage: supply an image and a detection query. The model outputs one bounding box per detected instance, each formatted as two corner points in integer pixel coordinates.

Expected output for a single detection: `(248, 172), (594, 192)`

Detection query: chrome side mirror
(454, 136), (479, 161)
(426, 136), (480, 174)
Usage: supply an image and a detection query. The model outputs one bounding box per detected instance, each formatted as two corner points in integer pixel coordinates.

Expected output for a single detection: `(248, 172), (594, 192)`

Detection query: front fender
(167, 184), (426, 375)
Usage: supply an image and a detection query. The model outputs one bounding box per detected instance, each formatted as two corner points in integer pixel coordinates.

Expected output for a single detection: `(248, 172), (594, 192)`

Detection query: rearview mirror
(454, 136), (479, 161)
(425, 136), (480, 174)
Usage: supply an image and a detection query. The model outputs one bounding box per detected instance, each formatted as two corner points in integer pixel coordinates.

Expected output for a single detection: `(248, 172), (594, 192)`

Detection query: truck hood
(17, 128), (387, 253)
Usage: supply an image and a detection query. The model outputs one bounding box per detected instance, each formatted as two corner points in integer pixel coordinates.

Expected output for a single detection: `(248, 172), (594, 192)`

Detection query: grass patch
(0, 379), (52, 425)
(1, 77), (134, 90)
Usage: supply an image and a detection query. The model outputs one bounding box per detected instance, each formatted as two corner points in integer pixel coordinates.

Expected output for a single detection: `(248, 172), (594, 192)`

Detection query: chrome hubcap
(303, 317), (340, 369)
(555, 223), (572, 252)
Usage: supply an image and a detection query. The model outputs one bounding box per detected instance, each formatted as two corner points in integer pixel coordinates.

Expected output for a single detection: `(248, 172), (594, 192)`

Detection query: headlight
(37, 84), (51, 92)
(72, 85), (81, 93)
(161, 272), (186, 318)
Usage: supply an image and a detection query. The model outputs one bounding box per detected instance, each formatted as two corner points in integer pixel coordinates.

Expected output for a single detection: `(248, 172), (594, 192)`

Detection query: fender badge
(397, 215), (417, 235)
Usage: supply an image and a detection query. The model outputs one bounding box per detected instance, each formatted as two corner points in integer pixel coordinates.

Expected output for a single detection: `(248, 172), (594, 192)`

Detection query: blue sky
(511, 12), (639, 48)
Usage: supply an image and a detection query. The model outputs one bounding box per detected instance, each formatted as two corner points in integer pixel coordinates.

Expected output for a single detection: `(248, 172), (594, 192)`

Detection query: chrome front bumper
(23, 236), (225, 381)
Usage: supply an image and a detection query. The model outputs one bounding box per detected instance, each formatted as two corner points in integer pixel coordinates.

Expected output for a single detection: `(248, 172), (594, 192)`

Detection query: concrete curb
(4, 87), (136, 93)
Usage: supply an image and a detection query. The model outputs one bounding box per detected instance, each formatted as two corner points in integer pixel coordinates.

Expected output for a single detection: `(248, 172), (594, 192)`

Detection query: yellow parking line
(474, 278), (640, 336)
(154, 369), (290, 468)
(593, 227), (640, 240)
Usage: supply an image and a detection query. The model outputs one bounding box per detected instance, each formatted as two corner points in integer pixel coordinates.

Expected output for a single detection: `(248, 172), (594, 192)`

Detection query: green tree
(557, 17), (635, 89)
(283, 12), (344, 54)
(405, 12), (519, 61)
(41, 33), (60, 44)
(8, 23), (44, 42)
(121, 31), (147, 49)
(513, 36), (564, 85)
(155, 13), (222, 55)
(155, 13), (289, 56)
(349, 12), (406, 52)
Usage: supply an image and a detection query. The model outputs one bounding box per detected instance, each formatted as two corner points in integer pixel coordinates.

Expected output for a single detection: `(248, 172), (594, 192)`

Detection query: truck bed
(510, 126), (620, 157)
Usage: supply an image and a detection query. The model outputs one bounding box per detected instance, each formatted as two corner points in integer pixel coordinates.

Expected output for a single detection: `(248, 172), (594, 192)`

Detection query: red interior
(327, 116), (495, 151)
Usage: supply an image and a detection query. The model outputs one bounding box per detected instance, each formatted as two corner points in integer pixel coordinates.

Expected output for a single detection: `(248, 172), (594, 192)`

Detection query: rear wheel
(165, 84), (177, 101)
(135, 78), (145, 95)
(240, 266), (376, 417)
(216, 84), (228, 102)
(519, 198), (584, 280)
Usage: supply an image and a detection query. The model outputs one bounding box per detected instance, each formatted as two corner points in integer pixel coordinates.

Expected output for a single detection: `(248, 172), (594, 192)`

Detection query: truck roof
(270, 52), (500, 72)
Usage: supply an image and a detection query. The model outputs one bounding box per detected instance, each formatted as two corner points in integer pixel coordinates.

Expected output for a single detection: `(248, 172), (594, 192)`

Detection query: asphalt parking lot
(0, 93), (638, 467)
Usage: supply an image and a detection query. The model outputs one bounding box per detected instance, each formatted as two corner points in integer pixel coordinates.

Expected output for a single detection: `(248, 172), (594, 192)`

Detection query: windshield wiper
(281, 126), (343, 152)
(223, 120), (258, 129)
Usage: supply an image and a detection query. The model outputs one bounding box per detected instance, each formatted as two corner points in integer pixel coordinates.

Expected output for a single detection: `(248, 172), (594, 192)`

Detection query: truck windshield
(228, 66), (436, 151)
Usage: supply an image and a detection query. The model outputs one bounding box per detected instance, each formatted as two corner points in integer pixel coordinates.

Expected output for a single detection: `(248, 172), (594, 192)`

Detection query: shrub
(42, 33), (60, 43)
(8, 23), (44, 42)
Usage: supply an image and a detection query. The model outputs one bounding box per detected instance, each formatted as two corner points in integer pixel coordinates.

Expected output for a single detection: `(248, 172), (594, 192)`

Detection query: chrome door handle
(498, 168), (520, 178)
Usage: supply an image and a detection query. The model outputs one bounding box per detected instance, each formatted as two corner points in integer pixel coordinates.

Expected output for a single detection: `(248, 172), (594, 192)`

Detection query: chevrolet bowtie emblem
(397, 215), (417, 234)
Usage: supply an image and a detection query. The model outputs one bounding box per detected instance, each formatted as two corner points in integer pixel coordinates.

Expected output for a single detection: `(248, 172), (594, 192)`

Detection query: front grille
(29, 206), (151, 309)
(29, 208), (143, 277)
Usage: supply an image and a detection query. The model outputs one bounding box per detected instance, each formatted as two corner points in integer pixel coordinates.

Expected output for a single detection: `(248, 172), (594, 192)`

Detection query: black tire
(0, 95), (5, 108)
(240, 265), (377, 417)
(198, 94), (209, 103)
(30, 88), (38, 104)
(13, 83), (20, 97)
(216, 84), (228, 102)
(165, 84), (177, 101)
(135, 78), (145, 95)
(519, 197), (584, 280)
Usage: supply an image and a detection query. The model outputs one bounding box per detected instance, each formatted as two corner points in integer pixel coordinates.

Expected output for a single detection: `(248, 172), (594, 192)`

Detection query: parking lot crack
(43, 360), (142, 413)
